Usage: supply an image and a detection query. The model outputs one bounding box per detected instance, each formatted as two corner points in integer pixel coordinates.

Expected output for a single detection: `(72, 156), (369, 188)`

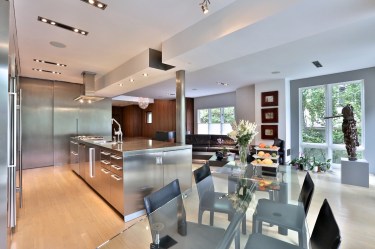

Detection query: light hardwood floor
(9, 164), (375, 249)
(10, 165), (130, 249)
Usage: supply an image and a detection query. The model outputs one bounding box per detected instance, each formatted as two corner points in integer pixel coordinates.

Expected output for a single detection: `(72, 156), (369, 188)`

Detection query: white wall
(236, 85), (255, 122)
(255, 80), (290, 162)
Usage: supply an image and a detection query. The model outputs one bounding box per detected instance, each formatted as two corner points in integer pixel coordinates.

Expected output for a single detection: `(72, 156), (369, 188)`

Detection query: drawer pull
(111, 174), (122, 181)
(71, 152), (78, 156)
(101, 151), (110, 156)
(111, 165), (122, 171)
(101, 168), (110, 174)
(110, 155), (122, 160)
(101, 160), (110, 165)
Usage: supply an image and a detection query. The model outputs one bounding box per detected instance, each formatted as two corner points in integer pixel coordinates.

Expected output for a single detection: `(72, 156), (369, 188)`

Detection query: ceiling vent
(312, 61), (323, 68)
(74, 72), (104, 103)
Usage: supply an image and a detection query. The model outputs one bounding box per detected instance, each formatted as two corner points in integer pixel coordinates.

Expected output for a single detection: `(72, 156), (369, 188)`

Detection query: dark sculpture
(342, 104), (359, 161)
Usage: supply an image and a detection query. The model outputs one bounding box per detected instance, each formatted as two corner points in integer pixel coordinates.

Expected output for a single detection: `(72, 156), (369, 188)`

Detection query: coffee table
(208, 153), (235, 167)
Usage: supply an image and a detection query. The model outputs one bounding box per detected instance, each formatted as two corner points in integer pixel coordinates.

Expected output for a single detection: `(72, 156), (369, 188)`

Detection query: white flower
(227, 120), (258, 146)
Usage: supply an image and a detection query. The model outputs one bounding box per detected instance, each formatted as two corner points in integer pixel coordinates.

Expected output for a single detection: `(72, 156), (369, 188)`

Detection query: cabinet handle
(111, 165), (122, 171)
(156, 156), (163, 165)
(101, 168), (110, 174)
(110, 155), (122, 160)
(89, 148), (95, 178)
(70, 141), (78, 145)
(101, 160), (110, 165)
(111, 174), (122, 181)
(101, 151), (110, 156)
(71, 152), (78, 156)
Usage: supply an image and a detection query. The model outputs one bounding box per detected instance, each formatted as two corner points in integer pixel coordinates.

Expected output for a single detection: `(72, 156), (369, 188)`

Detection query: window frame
(298, 80), (365, 166)
(197, 106), (235, 135)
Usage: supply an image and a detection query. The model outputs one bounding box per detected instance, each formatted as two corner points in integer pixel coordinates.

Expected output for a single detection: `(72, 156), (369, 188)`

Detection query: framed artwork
(261, 91), (278, 107)
(261, 125), (278, 140)
(261, 108), (278, 123)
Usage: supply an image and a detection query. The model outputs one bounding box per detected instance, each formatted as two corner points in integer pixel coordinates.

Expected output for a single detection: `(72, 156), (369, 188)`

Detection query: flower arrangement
(228, 120), (258, 165)
(228, 120), (258, 147)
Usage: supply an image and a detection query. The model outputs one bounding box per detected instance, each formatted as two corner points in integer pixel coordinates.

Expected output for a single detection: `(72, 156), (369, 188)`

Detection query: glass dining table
(97, 162), (308, 249)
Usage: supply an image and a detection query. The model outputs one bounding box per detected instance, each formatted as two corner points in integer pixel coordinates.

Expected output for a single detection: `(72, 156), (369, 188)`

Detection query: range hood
(74, 72), (104, 103)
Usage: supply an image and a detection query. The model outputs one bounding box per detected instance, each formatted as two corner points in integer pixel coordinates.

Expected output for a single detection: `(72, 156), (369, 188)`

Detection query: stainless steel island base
(70, 137), (192, 222)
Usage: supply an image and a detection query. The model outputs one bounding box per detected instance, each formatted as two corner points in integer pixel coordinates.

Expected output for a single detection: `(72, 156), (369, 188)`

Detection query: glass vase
(239, 144), (248, 167)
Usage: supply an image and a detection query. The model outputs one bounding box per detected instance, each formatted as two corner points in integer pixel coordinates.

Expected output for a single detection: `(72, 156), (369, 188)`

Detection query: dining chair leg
(242, 215), (246, 234)
(252, 215), (262, 233)
(299, 224), (308, 249)
(210, 211), (214, 226)
(198, 208), (203, 224)
(235, 228), (240, 249)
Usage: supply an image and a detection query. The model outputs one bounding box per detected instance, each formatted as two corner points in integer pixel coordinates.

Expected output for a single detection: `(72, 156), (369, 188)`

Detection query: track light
(200, 0), (210, 14)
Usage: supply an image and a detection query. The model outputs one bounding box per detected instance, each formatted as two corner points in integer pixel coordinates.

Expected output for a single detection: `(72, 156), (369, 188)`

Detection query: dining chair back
(298, 172), (315, 215)
(310, 199), (341, 249)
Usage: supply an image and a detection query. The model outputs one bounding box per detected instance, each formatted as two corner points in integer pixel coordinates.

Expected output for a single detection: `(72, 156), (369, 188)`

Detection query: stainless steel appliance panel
(100, 150), (112, 171)
(96, 166), (110, 200)
(70, 140), (79, 174)
(53, 82), (81, 166)
(79, 143), (86, 178)
(0, 1), (10, 246)
(123, 152), (164, 216)
(78, 97), (112, 136)
(162, 148), (192, 192)
(20, 77), (54, 169)
(110, 172), (124, 214)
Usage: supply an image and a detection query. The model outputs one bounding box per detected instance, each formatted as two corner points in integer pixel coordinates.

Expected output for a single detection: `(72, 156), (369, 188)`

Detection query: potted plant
(309, 157), (332, 173)
(222, 146), (228, 157)
(289, 154), (310, 171)
(318, 159), (331, 172)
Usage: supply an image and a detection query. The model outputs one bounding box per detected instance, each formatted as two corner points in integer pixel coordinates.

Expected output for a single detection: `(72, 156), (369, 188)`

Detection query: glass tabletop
(97, 164), (307, 249)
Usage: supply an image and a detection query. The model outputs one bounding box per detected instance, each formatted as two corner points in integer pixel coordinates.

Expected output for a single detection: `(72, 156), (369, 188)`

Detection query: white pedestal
(341, 158), (369, 188)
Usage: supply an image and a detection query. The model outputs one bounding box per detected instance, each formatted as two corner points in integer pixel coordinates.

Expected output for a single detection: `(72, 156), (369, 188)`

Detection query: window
(197, 106), (235, 135)
(299, 81), (364, 166)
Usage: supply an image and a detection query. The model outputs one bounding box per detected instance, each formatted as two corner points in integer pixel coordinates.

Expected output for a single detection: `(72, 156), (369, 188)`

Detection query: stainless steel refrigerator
(0, 1), (10, 248)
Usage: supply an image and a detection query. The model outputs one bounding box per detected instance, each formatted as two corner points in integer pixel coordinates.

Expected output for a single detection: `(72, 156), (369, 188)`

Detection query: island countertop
(72, 137), (192, 156)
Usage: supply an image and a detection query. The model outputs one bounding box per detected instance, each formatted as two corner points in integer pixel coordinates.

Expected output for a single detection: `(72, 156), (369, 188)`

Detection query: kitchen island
(70, 137), (192, 221)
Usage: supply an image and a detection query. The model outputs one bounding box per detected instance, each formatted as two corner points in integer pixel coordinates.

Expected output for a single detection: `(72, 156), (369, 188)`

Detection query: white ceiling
(14, 0), (375, 102)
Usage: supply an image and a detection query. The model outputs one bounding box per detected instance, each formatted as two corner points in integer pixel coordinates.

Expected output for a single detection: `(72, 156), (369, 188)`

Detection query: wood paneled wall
(112, 98), (194, 139)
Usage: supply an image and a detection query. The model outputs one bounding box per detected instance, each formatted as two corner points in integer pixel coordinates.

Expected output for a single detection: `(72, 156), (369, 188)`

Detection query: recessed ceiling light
(50, 41), (66, 48)
(142, 73), (149, 77)
(271, 71), (280, 74)
(217, 82), (229, 86)
(33, 68), (62, 74)
(118, 83), (123, 87)
(129, 78), (134, 82)
(38, 16), (89, 36)
(34, 59), (67, 67)
(81, 0), (107, 10)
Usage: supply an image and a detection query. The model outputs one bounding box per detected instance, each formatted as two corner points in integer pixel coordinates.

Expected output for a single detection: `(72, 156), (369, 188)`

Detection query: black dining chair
(144, 179), (229, 249)
(252, 172), (315, 247)
(193, 163), (247, 234)
(245, 199), (341, 249)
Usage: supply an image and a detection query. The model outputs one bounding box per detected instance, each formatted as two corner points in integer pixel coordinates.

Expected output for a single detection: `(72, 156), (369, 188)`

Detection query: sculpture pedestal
(341, 158), (369, 188)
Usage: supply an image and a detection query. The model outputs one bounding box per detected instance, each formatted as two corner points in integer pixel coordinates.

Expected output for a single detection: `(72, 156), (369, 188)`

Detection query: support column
(176, 70), (186, 144)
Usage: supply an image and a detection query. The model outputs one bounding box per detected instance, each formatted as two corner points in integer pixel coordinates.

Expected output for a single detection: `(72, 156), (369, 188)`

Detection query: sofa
(185, 134), (238, 154)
